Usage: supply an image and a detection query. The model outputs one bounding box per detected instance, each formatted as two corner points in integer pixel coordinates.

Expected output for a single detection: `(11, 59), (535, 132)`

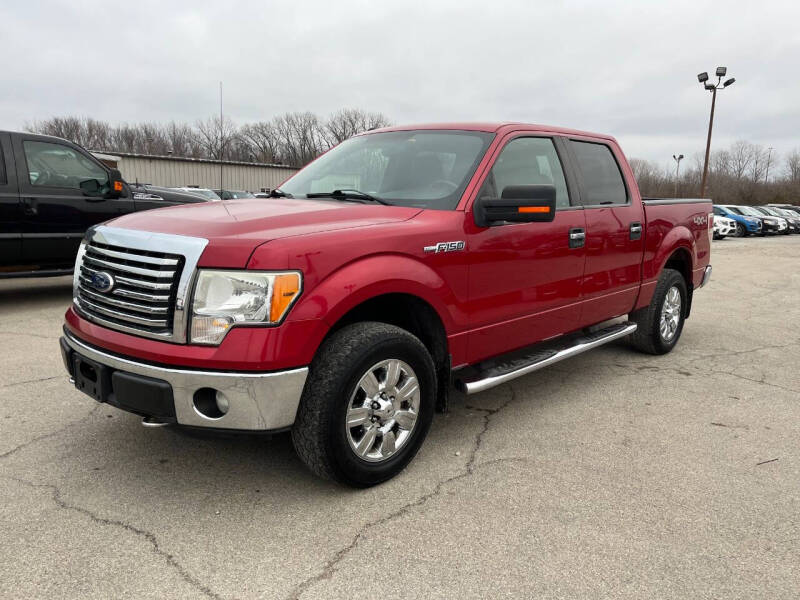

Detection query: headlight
(190, 270), (302, 345)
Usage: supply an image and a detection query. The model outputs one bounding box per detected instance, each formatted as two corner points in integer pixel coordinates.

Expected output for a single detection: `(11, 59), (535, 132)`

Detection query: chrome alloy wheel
(346, 359), (420, 463)
(659, 286), (682, 341)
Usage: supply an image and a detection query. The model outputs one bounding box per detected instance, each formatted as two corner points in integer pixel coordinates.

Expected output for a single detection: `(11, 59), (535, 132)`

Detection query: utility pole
(697, 68), (736, 198)
(764, 146), (774, 184)
(672, 154), (684, 198)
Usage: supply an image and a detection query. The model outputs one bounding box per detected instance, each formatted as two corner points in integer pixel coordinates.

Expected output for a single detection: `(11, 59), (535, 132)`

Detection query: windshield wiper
(306, 189), (391, 205)
(268, 188), (293, 198)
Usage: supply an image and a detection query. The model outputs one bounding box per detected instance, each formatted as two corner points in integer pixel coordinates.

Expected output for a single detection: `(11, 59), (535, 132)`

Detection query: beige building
(91, 151), (298, 192)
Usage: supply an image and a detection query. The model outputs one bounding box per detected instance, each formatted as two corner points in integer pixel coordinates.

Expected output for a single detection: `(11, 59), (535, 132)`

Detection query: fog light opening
(193, 388), (228, 419)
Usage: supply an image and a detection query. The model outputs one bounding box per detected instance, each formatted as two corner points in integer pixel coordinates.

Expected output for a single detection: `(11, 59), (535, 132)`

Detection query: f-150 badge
(424, 241), (466, 254)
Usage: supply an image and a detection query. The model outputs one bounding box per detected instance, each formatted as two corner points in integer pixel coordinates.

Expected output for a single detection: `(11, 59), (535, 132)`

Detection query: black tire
(735, 222), (747, 237)
(628, 268), (687, 355)
(291, 322), (436, 487)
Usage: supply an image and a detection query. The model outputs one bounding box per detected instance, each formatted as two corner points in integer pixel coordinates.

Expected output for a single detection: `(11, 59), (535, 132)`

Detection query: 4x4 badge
(423, 241), (466, 254)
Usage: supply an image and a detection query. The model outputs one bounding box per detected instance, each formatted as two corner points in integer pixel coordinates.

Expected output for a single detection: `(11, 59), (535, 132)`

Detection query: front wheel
(292, 322), (436, 487)
(629, 268), (687, 355)
(734, 223), (747, 237)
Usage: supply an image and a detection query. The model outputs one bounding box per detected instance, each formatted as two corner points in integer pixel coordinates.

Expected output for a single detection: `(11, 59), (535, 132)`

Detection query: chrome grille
(75, 240), (184, 339)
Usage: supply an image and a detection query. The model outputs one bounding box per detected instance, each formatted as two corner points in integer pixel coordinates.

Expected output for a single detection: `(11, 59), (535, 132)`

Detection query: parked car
(129, 183), (215, 211)
(713, 214), (736, 239)
(740, 205), (788, 234)
(0, 130), (208, 279)
(175, 187), (222, 201)
(768, 204), (800, 218)
(60, 122), (713, 486)
(714, 205), (762, 237)
(755, 206), (799, 233)
(213, 189), (257, 200)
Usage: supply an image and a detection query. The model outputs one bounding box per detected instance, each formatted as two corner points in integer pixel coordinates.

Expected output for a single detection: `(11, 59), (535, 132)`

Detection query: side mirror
(474, 184), (557, 227)
(79, 178), (102, 196)
(107, 168), (126, 199)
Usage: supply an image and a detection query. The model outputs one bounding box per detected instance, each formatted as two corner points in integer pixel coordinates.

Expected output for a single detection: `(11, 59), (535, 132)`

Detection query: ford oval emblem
(90, 271), (115, 293)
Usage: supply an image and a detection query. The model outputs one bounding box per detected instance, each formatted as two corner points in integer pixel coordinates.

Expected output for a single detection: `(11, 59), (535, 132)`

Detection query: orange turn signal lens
(518, 206), (551, 214)
(113, 181), (123, 192)
(270, 273), (301, 322)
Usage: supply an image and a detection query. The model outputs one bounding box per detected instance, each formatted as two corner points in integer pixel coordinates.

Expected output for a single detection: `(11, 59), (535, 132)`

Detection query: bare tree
(323, 108), (392, 145)
(195, 116), (238, 160)
(784, 149), (800, 184)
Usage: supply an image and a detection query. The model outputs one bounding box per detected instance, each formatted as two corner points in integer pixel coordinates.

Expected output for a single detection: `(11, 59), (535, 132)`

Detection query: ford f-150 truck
(59, 123), (713, 487)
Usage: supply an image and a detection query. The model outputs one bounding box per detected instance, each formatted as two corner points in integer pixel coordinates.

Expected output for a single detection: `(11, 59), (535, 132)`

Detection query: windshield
(182, 188), (221, 200)
(737, 206), (762, 217)
(724, 206), (743, 215)
(279, 130), (494, 209)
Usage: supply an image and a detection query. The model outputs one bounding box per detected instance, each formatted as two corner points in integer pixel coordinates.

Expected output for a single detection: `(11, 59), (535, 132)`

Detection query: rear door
(13, 135), (135, 265)
(564, 138), (645, 327)
(465, 134), (587, 363)
(0, 132), (22, 267)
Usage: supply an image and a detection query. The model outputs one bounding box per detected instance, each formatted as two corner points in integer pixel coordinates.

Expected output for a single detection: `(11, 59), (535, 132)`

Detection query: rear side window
(479, 137), (571, 208)
(570, 141), (627, 206)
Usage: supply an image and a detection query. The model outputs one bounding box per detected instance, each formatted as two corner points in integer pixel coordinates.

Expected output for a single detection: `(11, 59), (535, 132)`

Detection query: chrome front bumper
(62, 330), (308, 431)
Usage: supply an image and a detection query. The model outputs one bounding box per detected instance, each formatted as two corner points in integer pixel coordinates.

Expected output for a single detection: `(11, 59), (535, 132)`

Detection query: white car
(713, 215), (736, 239)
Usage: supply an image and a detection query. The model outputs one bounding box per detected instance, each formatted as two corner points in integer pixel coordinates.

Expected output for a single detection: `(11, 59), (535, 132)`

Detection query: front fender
(288, 254), (461, 332)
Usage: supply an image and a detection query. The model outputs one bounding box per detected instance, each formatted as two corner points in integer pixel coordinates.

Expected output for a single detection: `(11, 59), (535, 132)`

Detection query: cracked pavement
(1, 236), (799, 599)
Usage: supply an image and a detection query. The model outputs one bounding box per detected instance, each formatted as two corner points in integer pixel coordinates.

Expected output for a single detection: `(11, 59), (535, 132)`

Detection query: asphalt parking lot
(1, 236), (799, 600)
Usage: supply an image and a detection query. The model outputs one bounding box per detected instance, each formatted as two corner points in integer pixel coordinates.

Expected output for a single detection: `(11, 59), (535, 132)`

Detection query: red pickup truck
(60, 123), (712, 486)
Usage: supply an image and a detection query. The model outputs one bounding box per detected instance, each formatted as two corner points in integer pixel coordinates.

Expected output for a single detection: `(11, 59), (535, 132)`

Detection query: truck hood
(108, 198), (422, 267)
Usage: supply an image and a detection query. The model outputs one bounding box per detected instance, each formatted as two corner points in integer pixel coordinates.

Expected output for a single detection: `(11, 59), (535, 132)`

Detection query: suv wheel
(734, 222), (746, 237)
(292, 322), (436, 487)
(629, 268), (687, 355)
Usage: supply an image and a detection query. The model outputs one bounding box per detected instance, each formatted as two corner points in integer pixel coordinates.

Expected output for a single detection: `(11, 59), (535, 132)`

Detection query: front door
(465, 135), (587, 364)
(565, 138), (645, 327)
(13, 136), (135, 266)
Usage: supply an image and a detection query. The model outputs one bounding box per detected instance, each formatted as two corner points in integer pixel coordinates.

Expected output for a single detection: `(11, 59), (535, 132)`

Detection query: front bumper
(60, 329), (308, 431)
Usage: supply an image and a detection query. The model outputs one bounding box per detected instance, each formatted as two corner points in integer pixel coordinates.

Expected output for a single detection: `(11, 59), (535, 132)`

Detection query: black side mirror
(474, 184), (557, 227)
(107, 168), (126, 199)
(79, 178), (102, 197)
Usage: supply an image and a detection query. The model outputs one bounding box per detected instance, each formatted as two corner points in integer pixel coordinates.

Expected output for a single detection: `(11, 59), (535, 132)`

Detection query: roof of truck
(365, 122), (617, 141)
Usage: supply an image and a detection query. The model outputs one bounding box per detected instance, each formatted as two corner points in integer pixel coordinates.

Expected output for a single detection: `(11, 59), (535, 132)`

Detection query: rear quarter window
(570, 140), (628, 206)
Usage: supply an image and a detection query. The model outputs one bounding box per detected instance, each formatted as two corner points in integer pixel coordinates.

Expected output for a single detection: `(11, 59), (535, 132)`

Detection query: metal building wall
(117, 156), (298, 191)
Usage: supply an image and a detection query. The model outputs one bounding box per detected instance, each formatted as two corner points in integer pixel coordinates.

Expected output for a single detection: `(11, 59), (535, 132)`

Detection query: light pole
(672, 154), (684, 197)
(765, 146), (774, 184)
(698, 67), (736, 198)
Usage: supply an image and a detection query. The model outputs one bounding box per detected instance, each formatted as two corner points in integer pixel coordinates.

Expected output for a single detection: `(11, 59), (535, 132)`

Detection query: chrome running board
(456, 322), (638, 395)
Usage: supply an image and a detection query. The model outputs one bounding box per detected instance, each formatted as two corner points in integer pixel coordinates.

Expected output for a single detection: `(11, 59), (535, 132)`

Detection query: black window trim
(565, 138), (630, 209)
(0, 136), (7, 185)
(20, 137), (110, 193)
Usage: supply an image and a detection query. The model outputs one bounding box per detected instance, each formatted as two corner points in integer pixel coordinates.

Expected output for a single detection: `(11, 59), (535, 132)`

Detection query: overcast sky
(2, 0), (799, 171)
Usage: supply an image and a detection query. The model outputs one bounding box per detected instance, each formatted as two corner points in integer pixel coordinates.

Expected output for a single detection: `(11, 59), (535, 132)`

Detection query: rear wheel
(292, 322), (436, 487)
(629, 268), (687, 355)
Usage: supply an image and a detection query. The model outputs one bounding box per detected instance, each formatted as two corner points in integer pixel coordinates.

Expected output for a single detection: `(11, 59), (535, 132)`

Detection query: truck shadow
(0, 276), (73, 308)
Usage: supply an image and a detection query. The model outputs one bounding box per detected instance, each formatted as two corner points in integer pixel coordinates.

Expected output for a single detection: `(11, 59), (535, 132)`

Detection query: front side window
(570, 140), (627, 206)
(279, 130), (493, 210)
(478, 137), (570, 208)
(23, 141), (108, 191)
